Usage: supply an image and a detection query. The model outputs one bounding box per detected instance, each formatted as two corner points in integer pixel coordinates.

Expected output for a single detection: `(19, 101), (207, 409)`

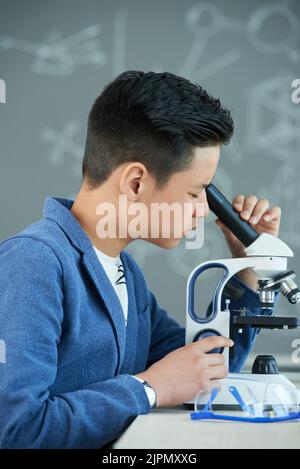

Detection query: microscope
(185, 184), (300, 408)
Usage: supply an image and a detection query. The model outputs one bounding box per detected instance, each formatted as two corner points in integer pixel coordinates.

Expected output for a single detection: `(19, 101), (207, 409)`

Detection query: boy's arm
(0, 238), (150, 449)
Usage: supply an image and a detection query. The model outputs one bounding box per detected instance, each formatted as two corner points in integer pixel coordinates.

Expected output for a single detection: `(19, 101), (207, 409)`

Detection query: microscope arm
(187, 255), (289, 322)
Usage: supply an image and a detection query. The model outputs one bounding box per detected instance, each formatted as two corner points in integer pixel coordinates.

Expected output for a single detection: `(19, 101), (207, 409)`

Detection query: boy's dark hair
(82, 70), (234, 189)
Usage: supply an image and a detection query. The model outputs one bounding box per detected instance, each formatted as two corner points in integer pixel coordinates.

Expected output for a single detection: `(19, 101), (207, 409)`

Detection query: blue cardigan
(0, 197), (269, 448)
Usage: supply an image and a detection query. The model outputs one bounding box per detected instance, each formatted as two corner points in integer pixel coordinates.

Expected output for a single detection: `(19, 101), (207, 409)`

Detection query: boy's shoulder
(0, 216), (70, 260)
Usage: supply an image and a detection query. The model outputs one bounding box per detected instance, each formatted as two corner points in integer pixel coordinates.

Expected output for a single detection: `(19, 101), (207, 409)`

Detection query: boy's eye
(189, 193), (199, 199)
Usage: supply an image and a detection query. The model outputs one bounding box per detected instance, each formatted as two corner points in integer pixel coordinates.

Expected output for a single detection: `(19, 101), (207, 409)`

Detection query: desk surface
(114, 376), (300, 449)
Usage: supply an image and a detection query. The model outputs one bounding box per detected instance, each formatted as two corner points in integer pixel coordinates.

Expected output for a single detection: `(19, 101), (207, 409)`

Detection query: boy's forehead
(191, 145), (220, 164)
(186, 145), (220, 178)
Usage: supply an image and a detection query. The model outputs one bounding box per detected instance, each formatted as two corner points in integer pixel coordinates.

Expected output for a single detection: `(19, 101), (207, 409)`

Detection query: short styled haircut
(82, 70), (234, 189)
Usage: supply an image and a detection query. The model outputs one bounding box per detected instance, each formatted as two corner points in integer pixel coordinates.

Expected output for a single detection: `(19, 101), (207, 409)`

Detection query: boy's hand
(135, 336), (233, 407)
(215, 194), (282, 258)
(215, 194), (281, 290)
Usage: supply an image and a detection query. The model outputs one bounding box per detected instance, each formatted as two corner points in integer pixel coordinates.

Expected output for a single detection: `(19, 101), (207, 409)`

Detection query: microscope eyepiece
(206, 184), (259, 247)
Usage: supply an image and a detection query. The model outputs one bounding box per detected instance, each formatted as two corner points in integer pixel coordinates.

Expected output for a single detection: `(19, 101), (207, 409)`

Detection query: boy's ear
(119, 163), (149, 200)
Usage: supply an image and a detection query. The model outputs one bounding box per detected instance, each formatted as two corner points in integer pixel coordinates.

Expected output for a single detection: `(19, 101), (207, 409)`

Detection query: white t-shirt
(93, 246), (128, 326)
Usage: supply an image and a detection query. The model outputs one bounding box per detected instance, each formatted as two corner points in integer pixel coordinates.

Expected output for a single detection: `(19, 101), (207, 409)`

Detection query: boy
(0, 71), (281, 448)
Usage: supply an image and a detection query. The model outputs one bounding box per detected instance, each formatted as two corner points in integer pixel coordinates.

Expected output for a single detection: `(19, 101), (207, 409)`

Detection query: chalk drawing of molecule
(246, 73), (300, 247)
(247, 3), (299, 55)
(42, 121), (84, 177)
(178, 1), (242, 81)
(174, 1), (299, 83)
(246, 74), (300, 161)
(0, 25), (107, 75)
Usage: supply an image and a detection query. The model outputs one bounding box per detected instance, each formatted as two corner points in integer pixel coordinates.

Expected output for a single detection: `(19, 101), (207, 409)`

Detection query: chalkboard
(1, 0), (300, 365)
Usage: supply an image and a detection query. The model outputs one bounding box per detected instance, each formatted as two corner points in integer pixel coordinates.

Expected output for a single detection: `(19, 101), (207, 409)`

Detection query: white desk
(114, 375), (300, 449)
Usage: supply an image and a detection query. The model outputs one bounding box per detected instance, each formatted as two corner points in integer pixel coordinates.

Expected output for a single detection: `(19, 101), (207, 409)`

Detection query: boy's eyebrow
(203, 177), (215, 189)
(193, 182), (212, 189)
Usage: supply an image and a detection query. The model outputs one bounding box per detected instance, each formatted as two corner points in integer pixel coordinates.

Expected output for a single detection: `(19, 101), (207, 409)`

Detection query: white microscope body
(185, 232), (300, 407)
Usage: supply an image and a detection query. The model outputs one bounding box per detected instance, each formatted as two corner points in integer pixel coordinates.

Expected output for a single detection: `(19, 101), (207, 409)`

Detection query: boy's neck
(70, 185), (131, 258)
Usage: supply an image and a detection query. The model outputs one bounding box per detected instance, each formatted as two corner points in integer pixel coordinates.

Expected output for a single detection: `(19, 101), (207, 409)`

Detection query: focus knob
(252, 354), (279, 374)
(193, 328), (224, 354)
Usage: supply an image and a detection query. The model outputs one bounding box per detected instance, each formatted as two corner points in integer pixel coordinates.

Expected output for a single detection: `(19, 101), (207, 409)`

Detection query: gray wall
(1, 0), (300, 368)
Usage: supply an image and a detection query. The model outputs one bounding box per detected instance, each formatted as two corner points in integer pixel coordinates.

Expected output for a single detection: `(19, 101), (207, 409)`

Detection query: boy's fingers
(202, 353), (226, 366)
(207, 365), (228, 380)
(263, 206), (281, 222)
(249, 199), (270, 224)
(240, 195), (258, 220)
(196, 335), (234, 354)
(233, 194), (245, 210)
